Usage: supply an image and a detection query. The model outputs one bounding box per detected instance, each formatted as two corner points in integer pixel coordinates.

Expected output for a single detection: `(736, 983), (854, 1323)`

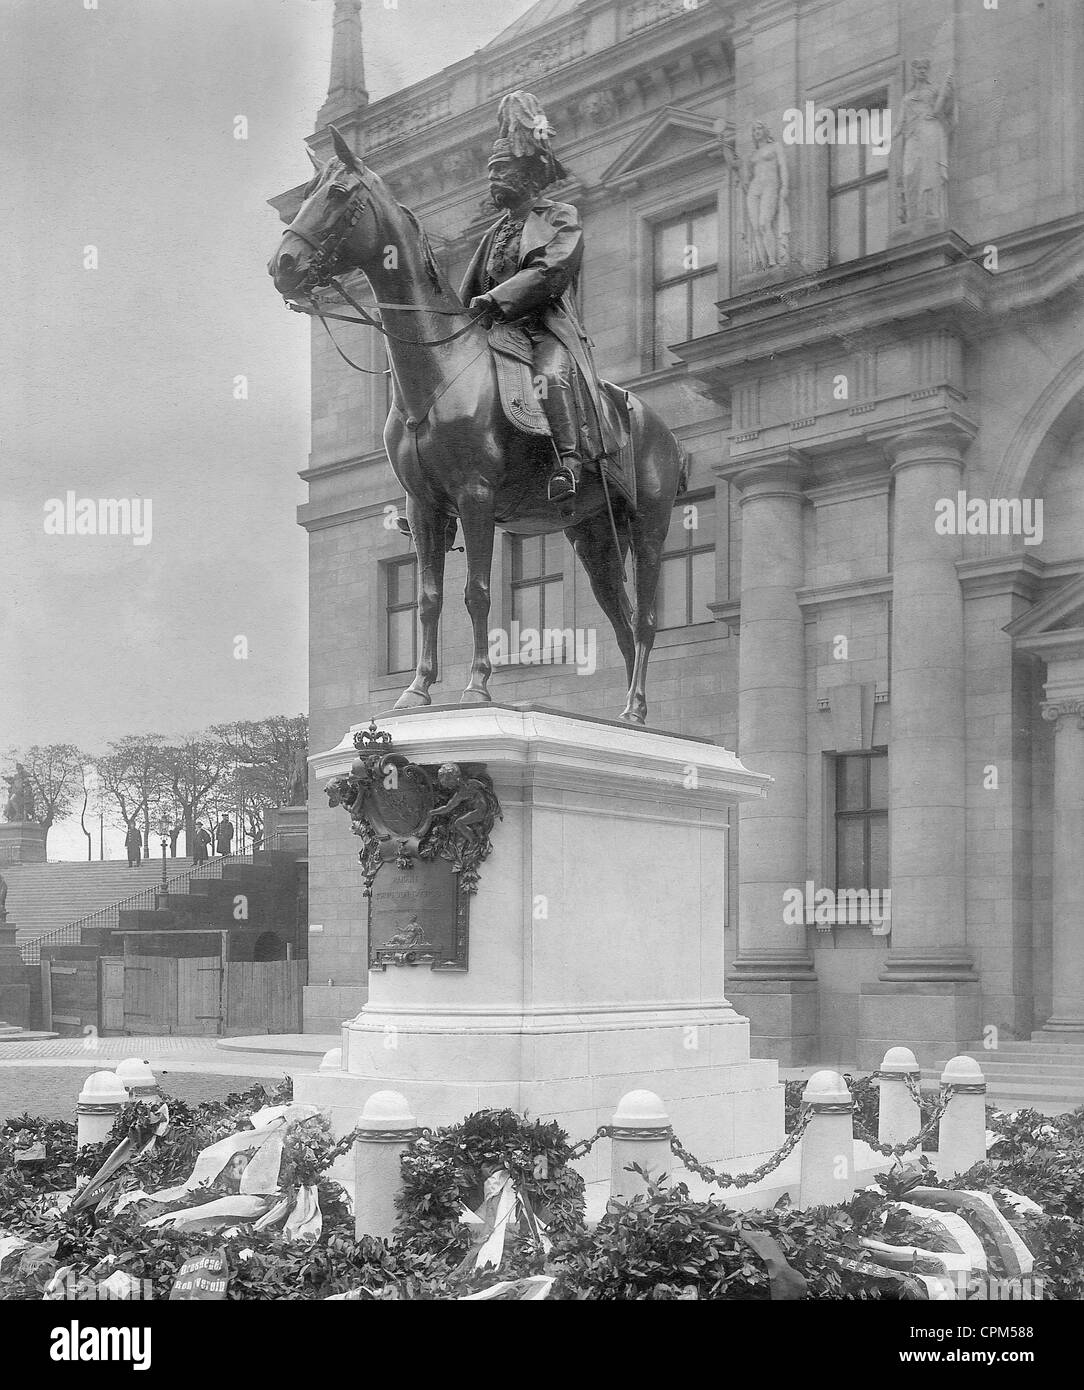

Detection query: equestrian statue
(269, 92), (688, 725)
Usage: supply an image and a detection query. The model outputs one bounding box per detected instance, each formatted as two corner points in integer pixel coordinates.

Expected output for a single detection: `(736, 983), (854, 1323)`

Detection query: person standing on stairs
(125, 821), (142, 869)
(191, 823), (211, 864)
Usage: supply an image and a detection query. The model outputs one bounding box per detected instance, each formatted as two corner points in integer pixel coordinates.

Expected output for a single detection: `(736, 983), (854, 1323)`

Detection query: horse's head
(268, 126), (380, 300)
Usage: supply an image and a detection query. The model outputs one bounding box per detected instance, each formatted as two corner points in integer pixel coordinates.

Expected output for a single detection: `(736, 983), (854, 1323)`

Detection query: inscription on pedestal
(368, 858), (468, 971)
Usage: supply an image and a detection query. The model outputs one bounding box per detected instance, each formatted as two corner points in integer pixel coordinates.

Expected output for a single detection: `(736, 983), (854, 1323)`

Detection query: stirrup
(548, 465), (580, 503)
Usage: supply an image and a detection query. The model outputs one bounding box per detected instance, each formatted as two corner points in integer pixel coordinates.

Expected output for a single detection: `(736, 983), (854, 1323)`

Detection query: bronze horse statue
(269, 128), (687, 725)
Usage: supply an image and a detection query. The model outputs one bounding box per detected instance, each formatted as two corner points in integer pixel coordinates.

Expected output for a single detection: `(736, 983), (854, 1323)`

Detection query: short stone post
(800, 1070), (856, 1207)
(609, 1090), (673, 1201)
(878, 1046), (922, 1159)
(937, 1055), (987, 1178)
(319, 1047), (342, 1074)
(76, 1071), (128, 1150)
(354, 1090), (422, 1241)
(115, 1058), (159, 1101)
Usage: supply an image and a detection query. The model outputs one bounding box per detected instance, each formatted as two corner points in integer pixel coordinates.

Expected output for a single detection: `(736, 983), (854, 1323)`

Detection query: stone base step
(0, 1030), (60, 1042)
(964, 1061), (1084, 1078)
(974, 1080), (1084, 1104)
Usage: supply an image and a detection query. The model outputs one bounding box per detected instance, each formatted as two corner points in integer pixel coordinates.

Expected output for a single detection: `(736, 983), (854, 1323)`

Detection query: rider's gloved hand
(469, 295), (499, 326)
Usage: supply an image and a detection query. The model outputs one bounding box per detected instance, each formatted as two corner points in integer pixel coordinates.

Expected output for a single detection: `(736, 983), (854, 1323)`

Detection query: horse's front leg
(393, 499), (447, 710)
(457, 489), (496, 704)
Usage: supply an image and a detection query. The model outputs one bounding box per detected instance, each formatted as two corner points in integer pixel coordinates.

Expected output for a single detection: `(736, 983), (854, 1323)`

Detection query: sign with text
(168, 1249), (229, 1300)
(368, 857), (468, 972)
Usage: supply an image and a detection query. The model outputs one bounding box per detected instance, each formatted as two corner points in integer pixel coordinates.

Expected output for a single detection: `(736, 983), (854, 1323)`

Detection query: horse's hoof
(393, 689), (431, 710)
(459, 688), (493, 705)
(618, 707), (647, 726)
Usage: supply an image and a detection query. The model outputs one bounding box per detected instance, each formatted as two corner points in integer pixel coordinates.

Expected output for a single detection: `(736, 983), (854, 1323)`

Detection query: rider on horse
(463, 92), (614, 505)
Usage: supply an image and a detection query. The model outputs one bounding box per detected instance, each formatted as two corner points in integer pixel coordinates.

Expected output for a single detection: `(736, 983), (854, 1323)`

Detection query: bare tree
(94, 735), (169, 852)
(210, 715), (308, 844)
(78, 763), (95, 862)
(159, 736), (230, 853)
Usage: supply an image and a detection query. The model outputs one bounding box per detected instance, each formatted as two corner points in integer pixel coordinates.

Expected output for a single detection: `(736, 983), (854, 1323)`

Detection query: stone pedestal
(0, 922), (29, 1030)
(263, 805), (308, 856)
(296, 704), (785, 1183)
(0, 823), (47, 864)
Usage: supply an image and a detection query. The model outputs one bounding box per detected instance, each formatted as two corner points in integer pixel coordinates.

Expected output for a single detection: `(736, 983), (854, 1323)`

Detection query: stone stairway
(3, 859), (196, 948)
(926, 1041), (1084, 1106)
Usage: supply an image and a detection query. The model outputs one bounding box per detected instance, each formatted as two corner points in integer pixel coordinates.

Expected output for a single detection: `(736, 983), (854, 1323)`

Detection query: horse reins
(283, 187), (484, 372)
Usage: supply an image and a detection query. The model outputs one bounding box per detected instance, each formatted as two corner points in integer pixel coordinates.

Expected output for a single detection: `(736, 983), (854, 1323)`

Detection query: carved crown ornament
(324, 723), (502, 897)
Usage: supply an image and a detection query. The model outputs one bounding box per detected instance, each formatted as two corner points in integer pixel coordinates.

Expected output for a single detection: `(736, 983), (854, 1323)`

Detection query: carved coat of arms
(325, 722), (501, 971)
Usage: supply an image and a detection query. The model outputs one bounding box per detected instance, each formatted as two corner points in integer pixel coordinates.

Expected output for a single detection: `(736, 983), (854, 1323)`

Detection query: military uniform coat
(460, 199), (617, 454)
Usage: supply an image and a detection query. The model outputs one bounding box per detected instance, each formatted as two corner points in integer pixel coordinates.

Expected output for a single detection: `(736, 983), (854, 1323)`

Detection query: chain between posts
(852, 1085), (953, 1157)
(667, 1106), (814, 1189)
(567, 1125), (613, 1159)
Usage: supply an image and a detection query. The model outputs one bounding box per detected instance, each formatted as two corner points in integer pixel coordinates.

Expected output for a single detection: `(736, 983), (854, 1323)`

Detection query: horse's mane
(398, 203), (448, 298)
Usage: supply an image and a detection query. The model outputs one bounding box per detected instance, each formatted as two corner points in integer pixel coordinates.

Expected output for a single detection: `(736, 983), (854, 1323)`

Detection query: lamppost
(156, 817), (170, 909)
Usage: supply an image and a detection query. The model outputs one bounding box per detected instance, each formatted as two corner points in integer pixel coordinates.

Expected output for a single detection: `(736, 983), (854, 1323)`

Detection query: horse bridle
(281, 170), (482, 356)
(286, 175), (370, 292)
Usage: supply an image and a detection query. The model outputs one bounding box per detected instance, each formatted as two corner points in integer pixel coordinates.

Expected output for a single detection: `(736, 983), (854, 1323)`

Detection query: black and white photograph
(1, 0), (1082, 1341)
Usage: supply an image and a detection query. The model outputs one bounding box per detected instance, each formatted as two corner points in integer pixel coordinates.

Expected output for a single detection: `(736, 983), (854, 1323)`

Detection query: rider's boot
(547, 452), (583, 503)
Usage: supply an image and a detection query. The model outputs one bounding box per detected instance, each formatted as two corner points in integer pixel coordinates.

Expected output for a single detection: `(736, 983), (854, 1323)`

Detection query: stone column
(725, 450), (817, 1063)
(1039, 699), (1084, 1034)
(859, 424), (979, 1068)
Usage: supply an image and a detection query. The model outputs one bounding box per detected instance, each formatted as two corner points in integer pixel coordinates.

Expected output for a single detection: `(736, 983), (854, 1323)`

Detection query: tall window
(652, 206), (718, 368)
(834, 751), (889, 890)
(828, 96), (889, 263)
(385, 556), (418, 675)
(656, 492), (715, 630)
(511, 534), (564, 653)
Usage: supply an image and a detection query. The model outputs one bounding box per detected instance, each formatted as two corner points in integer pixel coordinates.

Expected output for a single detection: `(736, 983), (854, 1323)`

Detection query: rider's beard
(489, 173), (535, 210)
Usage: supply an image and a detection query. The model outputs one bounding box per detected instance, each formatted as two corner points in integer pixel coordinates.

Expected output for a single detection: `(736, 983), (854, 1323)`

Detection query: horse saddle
(487, 323), (636, 509)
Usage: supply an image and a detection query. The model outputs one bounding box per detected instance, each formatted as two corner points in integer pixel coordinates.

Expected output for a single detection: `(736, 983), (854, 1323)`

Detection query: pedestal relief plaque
(368, 858), (467, 971)
(325, 721), (500, 973)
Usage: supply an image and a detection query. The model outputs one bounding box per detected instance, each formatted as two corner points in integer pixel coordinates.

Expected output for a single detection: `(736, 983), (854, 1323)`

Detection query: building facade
(282, 0), (1084, 1068)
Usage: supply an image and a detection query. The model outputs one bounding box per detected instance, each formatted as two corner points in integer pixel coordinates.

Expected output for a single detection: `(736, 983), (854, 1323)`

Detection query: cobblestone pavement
(0, 1068), (290, 1124)
(0, 1036), (316, 1123)
(0, 1035), (313, 1078)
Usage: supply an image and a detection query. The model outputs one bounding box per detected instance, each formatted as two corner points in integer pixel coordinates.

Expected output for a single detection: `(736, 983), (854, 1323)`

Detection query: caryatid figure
(895, 59), (956, 224)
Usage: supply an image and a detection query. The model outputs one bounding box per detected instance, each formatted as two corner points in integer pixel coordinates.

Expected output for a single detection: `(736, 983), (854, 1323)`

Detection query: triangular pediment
(600, 108), (722, 189)
(1006, 573), (1084, 661)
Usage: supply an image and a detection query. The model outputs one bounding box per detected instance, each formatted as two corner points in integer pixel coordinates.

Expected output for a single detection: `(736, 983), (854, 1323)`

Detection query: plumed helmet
(490, 90), (568, 187)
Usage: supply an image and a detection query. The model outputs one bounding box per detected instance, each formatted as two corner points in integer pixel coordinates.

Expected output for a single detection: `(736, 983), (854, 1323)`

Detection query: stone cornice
(1004, 571), (1084, 640)
(1017, 630), (1084, 666)
(708, 598), (741, 634)
(299, 448), (388, 484)
(318, 2), (732, 162)
(796, 575), (893, 612)
(804, 470), (890, 507)
(311, 702), (772, 807)
(869, 413), (979, 468)
(713, 445), (808, 494)
(675, 225), (1084, 384)
(957, 555), (1046, 603)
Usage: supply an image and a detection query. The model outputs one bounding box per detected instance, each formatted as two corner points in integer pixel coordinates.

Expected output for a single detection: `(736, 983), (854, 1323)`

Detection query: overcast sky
(1, 0), (535, 857)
